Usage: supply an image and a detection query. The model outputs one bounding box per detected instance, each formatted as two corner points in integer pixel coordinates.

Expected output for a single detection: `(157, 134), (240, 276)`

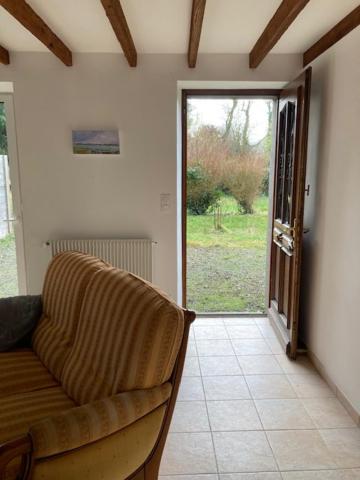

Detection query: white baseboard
(308, 350), (360, 426)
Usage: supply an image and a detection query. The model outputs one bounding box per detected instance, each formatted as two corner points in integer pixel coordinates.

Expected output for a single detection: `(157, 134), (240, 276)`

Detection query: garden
(186, 98), (273, 313)
(0, 103), (18, 298)
(0, 233), (17, 298)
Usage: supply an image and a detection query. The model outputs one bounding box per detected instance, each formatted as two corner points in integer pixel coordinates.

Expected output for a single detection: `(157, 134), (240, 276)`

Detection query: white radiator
(47, 239), (154, 281)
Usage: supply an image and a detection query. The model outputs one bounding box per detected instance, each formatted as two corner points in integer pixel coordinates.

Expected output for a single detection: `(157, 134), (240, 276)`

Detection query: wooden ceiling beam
(249, 0), (310, 68)
(0, 0), (72, 66)
(101, 0), (137, 67)
(0, 44), (9, 65)
(303, 5), (360, 66)
(188, 0), (206, 68)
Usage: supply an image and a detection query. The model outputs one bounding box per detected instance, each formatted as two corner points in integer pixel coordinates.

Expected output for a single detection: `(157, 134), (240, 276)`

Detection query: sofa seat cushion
(0, 349), (57, 398)
(62, 268), (184, 404)
(0, 387), (75, 446)
(32, 252), (107, 381)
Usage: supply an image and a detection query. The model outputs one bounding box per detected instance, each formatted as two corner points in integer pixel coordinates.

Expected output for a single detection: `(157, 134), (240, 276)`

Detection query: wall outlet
(160, 193), (171, 212)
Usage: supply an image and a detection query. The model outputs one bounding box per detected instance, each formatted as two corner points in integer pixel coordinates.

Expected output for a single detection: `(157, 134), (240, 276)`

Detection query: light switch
(160, 193), (171, 212)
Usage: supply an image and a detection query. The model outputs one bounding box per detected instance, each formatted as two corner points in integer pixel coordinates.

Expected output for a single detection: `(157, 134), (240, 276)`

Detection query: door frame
(181, 89), (281, 308)
(0, 93), (27, 294)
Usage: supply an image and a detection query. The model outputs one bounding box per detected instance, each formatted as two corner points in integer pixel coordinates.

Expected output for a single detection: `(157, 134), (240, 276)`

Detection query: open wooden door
(269, 67), (311, 359)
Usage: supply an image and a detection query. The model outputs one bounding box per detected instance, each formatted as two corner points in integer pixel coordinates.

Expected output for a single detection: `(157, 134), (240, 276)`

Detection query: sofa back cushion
(32, 252), (107, 380)
(61, 268), (184, 404)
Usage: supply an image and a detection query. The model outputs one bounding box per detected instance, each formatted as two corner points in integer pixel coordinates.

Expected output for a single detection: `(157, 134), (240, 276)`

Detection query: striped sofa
(0, 251), (195, 480)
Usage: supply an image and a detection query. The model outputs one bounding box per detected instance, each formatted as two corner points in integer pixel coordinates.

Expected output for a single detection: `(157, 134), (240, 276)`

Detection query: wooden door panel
(273, 246), (281, 306)
(283, 254), (291, 320)
(269, 68), (311, 358)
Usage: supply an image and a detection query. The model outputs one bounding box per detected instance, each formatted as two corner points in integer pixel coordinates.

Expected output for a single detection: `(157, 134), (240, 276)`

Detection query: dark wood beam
(303, 5), (360, 66)
(0, 0), (72, 66)
(249, 0), (310, 68)
(101, 0), (137, 67)
(0, 44), (9, 65)
(188, 0), (206, 68)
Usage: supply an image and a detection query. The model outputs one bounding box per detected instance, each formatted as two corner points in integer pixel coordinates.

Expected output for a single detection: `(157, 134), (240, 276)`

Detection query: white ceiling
(0, 0), (358, 55)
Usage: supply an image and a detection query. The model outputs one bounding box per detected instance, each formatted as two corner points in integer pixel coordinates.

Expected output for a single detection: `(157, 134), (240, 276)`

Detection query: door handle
(273, 229), (283, 248)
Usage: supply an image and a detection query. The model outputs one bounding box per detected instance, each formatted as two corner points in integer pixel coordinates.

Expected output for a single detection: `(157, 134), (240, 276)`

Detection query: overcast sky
(188, 98), (273, 143)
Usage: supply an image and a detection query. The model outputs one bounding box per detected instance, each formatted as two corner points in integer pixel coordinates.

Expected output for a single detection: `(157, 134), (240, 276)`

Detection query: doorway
(0, 94), (26, 297)
(182, 90), (278, 314)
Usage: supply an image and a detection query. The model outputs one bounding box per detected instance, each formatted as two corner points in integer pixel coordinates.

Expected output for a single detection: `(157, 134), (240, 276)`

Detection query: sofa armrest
(29, 383), (172, 459)
(0, 295), (42, 351)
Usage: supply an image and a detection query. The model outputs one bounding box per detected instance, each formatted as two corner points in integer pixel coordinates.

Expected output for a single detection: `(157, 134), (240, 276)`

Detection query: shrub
(224, 153), (266, 214)
(261, 171), (270, 196)
(187, 125), (267, 215)
(188, 126), (229, 185)
(187, 165), (220, 215)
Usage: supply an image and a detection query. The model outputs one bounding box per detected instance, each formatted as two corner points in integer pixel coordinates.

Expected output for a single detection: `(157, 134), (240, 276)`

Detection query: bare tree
(222, 99), (238, 141)
(240, 101), (251, 152)
(222, 100), (252, 155)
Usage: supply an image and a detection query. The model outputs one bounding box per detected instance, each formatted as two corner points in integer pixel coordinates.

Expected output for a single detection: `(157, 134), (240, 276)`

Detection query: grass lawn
(0, 233), (18, 298)
(187, 196), (268, 313)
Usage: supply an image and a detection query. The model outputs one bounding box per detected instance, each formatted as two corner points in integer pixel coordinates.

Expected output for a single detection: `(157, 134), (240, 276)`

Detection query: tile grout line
(159, 465), (360, 478)
(232, 343), (245, 376)
(170, 426), (360, 433)
(194, 328), (222, 476)
(244, 367), (282, 474)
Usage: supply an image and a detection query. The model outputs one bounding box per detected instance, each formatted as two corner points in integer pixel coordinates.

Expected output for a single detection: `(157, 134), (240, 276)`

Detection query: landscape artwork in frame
(72, 130), (120, 154)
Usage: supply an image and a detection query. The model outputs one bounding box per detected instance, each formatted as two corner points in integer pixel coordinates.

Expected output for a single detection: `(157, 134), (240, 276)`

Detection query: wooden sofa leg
(0, 435), (33, 480)
(128, 467), (145, 480)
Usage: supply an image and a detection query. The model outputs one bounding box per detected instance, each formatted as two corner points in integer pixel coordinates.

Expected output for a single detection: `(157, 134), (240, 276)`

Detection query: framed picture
(72, 130), (120, 154)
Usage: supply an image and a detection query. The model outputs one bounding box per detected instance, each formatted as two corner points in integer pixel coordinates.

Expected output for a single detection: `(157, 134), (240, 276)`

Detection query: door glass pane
(283, 102), (296, 225)
(276, 105), (286, 220)
(0, 102), (18, 297)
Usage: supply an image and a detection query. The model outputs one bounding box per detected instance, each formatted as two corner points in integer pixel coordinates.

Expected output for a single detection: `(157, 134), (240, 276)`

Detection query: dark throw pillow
(0, 295), (42, 352)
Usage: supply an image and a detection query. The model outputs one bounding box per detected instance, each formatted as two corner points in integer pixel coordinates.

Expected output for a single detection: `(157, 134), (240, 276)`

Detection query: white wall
(0, 52), (301, 300)
(301, 29), (360, 413)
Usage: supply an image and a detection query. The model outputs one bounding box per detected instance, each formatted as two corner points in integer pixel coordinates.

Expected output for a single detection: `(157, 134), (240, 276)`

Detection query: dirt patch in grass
(187, 246), (267, 313)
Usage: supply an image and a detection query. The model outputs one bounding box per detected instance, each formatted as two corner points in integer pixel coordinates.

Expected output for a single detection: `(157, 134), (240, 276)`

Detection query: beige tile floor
(160, 317), (360, 480)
